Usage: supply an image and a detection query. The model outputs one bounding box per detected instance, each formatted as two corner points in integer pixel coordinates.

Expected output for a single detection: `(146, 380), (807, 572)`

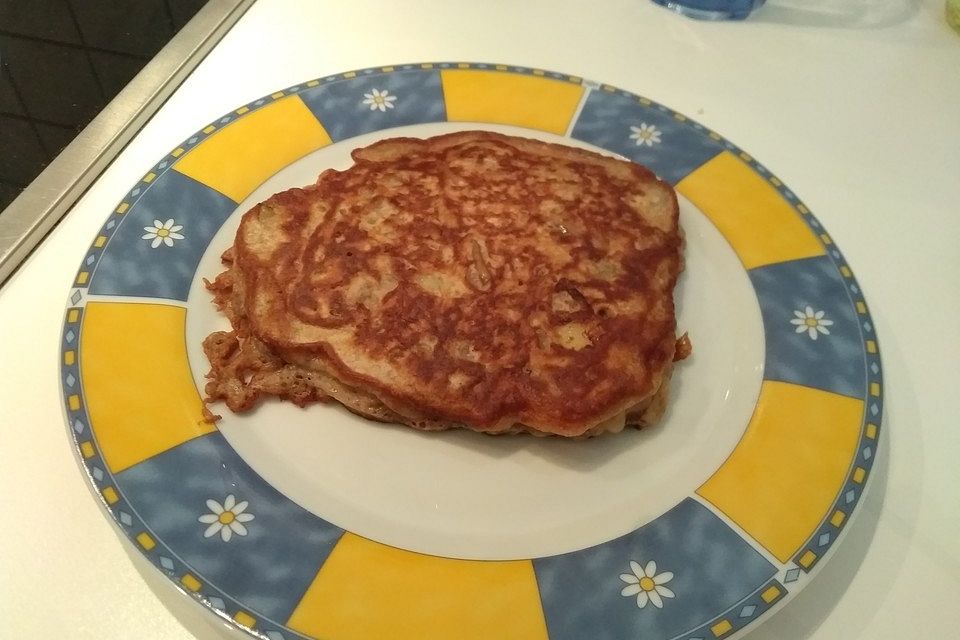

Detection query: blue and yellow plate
(61, 63), (883, 640)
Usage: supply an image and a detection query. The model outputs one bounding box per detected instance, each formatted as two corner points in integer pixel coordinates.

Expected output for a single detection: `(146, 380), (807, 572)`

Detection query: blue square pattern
(749, 256), (866, 399)
(570, 91), (725, 185)
(88, 170), (237, 301)
(533, 499), (775, 640)
(115, 432), (345, 624)
(299, 69), (447, 142)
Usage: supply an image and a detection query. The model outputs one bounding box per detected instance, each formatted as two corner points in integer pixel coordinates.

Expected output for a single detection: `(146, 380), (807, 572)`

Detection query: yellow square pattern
(202, 124), (216, 134)
(698, 382), (862, 562)
(271, 91), (284, 99)
(64, 351), (75, 365)
(94, 235), (107, 248)
(856, 301), (867, 314)
(102, 487), (119, 504)
(116, 203), (129, 214)
(738, 151), (752, 162)
(288, 533), (548, 640)
(677, 152), (824, 270)
(819, 233), (832, 245)
(68, 395), (80, 411)
(236, 106), (249, 115)
(80, 441), (95, 458)
(761, 585), (782, 603)
(307, 80), (319, 87)
(674, 113), (687, 122)
(830, 510), (846, 527)
(343, 71), (356, 78)
(711, 619), (733, 636)
(840, 266), (852, 277)
(173, 96), (331, 203)
(234, 611), (256, 628)
(171, 147), (184, 157)
(143, 172), (156, 183)
(80, 303), (213, 473)
(866, 423), (878, 439)
(769, 176), (782, 187)
(867, 340), (877, 354)
(870, 382), (881, 397)
(799, 550), (817, 568)
(76, 271), (89, 285)
(136, 532), (156, 550)
(67, 309), (80, 323)
(181, 574), (202, 592)
(381, 66), (394, 73)
(440, 69), (584, 136)
(853, 467), (866, 483)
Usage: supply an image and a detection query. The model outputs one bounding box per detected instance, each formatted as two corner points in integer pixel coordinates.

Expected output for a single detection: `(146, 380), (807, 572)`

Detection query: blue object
(651, 0), (766, 20)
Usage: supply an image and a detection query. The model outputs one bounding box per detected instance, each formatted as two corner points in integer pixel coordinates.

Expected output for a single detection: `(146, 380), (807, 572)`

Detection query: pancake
(203, 131), (687, 437)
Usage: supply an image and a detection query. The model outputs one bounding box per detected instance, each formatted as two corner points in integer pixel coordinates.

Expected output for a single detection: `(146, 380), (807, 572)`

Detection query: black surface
(0, 0), (208, 213)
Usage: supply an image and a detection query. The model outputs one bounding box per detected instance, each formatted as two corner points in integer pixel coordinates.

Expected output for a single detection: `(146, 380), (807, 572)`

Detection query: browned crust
(204, 131), (685, 436)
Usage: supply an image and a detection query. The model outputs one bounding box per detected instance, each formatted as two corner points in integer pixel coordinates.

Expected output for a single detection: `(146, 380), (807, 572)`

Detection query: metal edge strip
(0, 0), (257, 286)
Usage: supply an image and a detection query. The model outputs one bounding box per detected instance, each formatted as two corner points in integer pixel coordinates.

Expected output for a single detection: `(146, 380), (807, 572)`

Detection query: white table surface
(1, 0), (958, 637)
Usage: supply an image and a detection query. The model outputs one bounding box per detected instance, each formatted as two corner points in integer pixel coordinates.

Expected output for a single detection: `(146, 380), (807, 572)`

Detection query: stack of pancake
(203, 131), (688, 437)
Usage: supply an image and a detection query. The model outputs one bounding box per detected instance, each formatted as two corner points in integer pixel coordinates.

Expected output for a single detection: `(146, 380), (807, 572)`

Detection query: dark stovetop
(0, 0), (208, 212)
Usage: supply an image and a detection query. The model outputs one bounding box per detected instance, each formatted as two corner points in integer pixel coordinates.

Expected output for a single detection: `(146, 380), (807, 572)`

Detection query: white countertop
(1, 0), (958, 637)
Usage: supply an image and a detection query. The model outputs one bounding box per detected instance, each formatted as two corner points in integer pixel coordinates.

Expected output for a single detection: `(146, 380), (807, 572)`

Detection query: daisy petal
(790, 318), (806, 326)
(230, 521), (248, 537)
(198, 514), (219, 524)
(235, 512), (255, 523)
(630, 560), (643, 576)
(232, 500), (249, 515)
(621, 584), (642, 597)
(384, 101), (395, 109)
(648, 589), (664, 609)
(151, 237), (162, 249)
(793, 310), (806, 318)
(206, 499), (223, 514)
(169, 224), (183, 232)
(620, 573), (640, 584)
(656, 585), (676, 599)
(204, 522), (222, 538)
(795, 324), (808, 334)
(818, 326), (831, 335)
(153, 220), (164, 229)
(644, 560), (657, 577)
(814, 310), (825, 319)
(162, 236), (173, 247)
(164, 218), (175, 229)
(169, 232), (184, 240)
(819, 319), (834, 326)
(808, 327), (818, 340)
(636, 591), (649, 609)
(221, 525), (232, 542)
(654, 571), (673, 584)
(141, 233), (156, 240)
(224, 494), (235, 510)
(805, 305), (814, 316)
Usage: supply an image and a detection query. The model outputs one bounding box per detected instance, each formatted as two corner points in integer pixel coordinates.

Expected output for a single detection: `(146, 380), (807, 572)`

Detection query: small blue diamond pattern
(65, 374), (76, 387)
(160, 556), (175, 571)
(85, 254), (95, 265)
(208, 597), (225, 611)
(73, 419), (84, 433)
(740, 604), (757, 618)
(863, 447), (873, 460)
(845, 490), (857, 504)
(119, 511), (132, 526)
(106, 219), (115, 229)
(70, 290), (81, 305)
(818, 533), (831, 547)
(784, 568), (801, 583)
(65, 330), (76, 343)
(266, 632), (286, 640)
(92, 467), (103, 481)
(131, 188), (140, 196)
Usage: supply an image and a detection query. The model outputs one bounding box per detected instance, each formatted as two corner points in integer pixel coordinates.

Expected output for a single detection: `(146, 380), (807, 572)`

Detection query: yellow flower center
(218, 511), (236, 524)
(805, 318), (818, 327)
(157, 228), (169, 238)
(375, 96), (385, 104)
(639, 577), (656, 592)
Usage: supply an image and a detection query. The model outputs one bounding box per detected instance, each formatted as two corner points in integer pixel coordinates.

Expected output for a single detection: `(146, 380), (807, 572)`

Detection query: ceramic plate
(61, 62), (883, 640)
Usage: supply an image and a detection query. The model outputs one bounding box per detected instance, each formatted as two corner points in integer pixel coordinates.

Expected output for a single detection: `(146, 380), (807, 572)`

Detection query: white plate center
(185, 123), (764, 561)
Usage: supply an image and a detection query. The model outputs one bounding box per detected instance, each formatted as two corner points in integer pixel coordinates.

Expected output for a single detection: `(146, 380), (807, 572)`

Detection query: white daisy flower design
(362, 88), (397, 112)
(141, 219), (184, 248)
(198, 494), (255, 542)
(620, 560), (675, 609)
(790, 305), (834, 340)
(629, 123), (662, 147)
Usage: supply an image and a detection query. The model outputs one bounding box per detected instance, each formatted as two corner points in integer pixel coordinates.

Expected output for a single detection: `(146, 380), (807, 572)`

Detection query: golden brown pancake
(203, 131), (687, 437)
